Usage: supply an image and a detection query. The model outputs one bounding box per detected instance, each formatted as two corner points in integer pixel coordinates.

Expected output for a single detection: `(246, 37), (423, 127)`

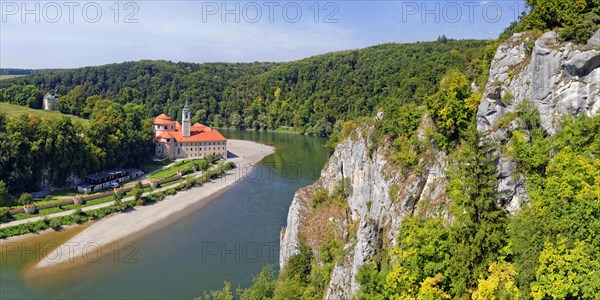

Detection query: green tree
(133, 181), (144, 204)
(57, 85), (86, 116)
(384, 217), (450, 298)
(197, 282), (234, 300)
(17, 193), (34, 205)
(446, 126), (508, 297)
(113, 189), (124, 205)
(530, 238), (600, 299)
(523, 0), (600, 43)
(426, 71), (480, 151)
(238, 266), (277, 300)
(0, 181), (11, 206)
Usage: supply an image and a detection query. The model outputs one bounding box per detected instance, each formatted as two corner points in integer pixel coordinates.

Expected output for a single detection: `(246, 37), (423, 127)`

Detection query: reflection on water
(0, 130), (329, 300)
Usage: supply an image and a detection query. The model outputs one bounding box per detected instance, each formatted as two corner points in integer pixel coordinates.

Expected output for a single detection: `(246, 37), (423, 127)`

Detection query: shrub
(0, 207), (9, 222)
(224, 162), (236, 170)
(388, 184), (400, 203)
(311, 189), (329, 209)
(49, 218), (62, 230)
(18, 193), (34, 205)
(284, 244), (313, 283)
(319, 238), (343, 264)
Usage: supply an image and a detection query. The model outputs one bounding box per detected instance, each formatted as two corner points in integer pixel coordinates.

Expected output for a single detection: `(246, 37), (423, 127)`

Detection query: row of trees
(515, 0), (600, 43)
(0, 84), (43, 109)
(0, 100), (153, 204)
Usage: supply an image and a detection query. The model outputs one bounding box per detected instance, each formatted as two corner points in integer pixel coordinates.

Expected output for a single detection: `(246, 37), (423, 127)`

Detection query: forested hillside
(0, 102), (152, 200)
(0, 68), (60, 76)
(0, 38), (491, 200)
(0, 40), (488, 136)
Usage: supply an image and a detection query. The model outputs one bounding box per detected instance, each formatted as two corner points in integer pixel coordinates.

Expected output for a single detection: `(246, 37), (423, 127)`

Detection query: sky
(0, 0), (527, 69)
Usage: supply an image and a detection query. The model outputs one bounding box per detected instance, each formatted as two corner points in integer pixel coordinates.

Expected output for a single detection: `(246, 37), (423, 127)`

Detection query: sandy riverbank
(34, 139), (274, 269)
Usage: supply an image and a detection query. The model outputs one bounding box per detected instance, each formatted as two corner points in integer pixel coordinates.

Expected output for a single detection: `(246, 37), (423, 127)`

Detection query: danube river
(0, 130), (329, 299)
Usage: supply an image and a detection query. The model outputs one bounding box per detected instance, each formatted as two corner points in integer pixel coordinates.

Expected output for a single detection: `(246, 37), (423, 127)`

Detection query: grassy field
(140, 158), (173, 173)
(0, 102), (87, 122)
(0, 75), (26, 80)
(147, 158), (209, 180)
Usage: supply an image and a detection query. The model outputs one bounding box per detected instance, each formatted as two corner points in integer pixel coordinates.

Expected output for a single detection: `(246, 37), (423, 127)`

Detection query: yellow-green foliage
(472, 259), (520, 300)
(311, 189), (329, 209)
(530, 238), (600, 299)
(417, 274), (451, 300)
(388, 184), (400, 203)
(426, 70), (481, 151)
(510, 114), (600, 296)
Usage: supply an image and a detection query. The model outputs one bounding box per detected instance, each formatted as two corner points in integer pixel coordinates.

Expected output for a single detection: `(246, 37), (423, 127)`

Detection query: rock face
(477, 31), (600, 135)
(476, 30), (600, 212)
(280, 123), (448, 299)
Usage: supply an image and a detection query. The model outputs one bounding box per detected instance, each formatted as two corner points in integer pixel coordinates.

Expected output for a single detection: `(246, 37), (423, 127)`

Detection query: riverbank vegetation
(0, 162), (236, 239)
(147, 158), (210, 180)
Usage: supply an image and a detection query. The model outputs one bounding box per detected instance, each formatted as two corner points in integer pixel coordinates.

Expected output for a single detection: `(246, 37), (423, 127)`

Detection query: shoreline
(32, 139), (274, 270)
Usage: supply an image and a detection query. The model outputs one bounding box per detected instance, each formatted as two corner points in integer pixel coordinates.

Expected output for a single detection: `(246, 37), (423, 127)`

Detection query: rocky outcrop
(478, 31), (599, 135)
(476, 30), (600, 212)
(280, 122), (448, 299)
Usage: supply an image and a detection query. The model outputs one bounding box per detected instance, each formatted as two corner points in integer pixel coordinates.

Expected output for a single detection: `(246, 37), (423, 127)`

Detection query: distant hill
(0, 68), (62, 76)
(0, 40), (490, 135)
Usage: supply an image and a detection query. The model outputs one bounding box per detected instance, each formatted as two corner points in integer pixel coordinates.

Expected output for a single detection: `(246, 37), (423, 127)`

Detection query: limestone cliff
(280, 29), (600, 299)
(477, 30), (600, 212)
(280, 121), (448, 299)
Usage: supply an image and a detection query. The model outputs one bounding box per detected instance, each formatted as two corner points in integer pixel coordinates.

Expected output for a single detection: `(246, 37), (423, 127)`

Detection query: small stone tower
(43, 91), (59, 111)
(182, 99), (191, 137)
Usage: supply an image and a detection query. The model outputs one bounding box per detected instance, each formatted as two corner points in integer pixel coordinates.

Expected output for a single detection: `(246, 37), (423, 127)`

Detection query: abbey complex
(153, 100), (227, 160)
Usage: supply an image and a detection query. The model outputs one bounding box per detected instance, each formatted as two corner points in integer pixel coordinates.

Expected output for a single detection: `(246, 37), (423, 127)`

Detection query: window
(164, 126), (167, 129)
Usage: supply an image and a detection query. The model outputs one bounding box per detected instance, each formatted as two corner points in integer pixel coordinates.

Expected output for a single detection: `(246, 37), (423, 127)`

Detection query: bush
(388, 184), (400, 203)
(319, 238), (343, 264)
(18, 193), (34, 205)
(284, 244), (313, 283)
(311, 189), (329, 209)
(0, 207), (10, 222)
(49, 217), (62, 230)
(223, 162), (236, 170)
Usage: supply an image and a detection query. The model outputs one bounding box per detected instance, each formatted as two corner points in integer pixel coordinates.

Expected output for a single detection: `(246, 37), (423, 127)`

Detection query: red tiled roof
(154, 119), (174, 125)
(153, 114), (174, 125)
(156, 122), (226, 143)
(156, 113), (172, 120)
(159, 131), (175, 139)
(191, 123), (207, 130)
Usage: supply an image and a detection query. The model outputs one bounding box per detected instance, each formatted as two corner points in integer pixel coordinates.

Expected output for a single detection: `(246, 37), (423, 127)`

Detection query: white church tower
(182, 99), (191, 137)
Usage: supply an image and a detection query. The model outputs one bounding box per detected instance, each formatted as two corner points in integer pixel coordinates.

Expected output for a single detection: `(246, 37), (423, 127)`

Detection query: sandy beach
(34, 139), (274, 269)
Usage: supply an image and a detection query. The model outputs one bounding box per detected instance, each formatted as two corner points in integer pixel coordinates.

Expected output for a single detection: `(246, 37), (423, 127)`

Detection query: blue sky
(0, 1), (527, 68)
